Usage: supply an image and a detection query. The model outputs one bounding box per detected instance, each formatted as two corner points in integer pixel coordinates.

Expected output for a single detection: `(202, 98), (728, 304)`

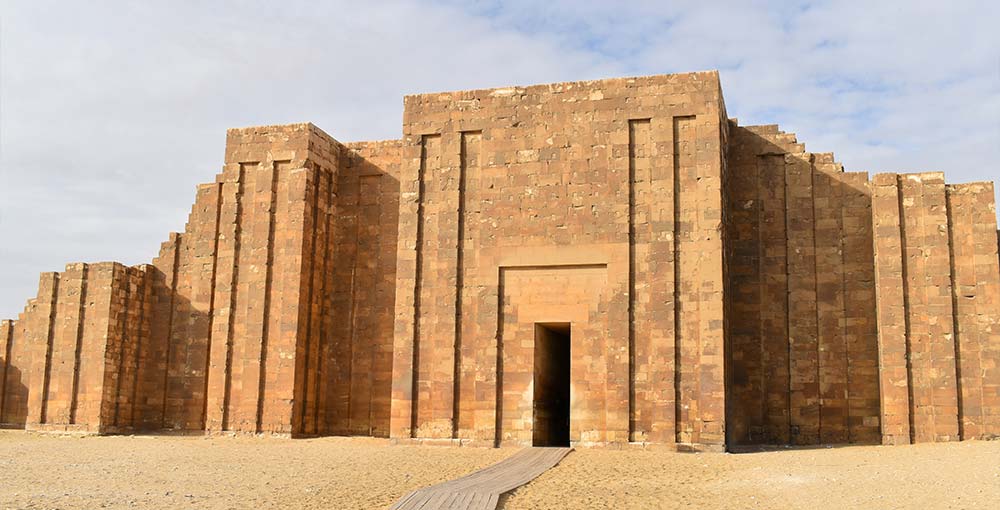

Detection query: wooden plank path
(390, 447), (572, 510)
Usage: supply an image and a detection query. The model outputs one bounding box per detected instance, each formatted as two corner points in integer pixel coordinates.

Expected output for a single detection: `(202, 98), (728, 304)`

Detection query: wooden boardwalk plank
(389, 447), (571, 509)
(468, 493), (486, 510)
(450, 492), (475, 509)
(390, 491), (417, 510)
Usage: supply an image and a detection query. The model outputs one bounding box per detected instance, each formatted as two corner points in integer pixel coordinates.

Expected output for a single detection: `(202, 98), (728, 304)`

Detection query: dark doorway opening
(533, 322), (571, 447)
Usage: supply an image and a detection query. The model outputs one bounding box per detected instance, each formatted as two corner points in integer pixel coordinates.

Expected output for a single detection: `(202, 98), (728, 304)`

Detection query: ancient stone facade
(2, 72), (998, 451)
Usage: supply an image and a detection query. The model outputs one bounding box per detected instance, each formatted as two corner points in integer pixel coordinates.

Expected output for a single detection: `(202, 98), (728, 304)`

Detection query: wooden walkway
(390, 447), (572, 510)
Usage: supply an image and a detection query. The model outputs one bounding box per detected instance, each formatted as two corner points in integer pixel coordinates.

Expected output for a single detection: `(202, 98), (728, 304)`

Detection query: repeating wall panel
(899, 174), (960, 442)
(675, 115), (713, 444)
(322, 140), (400, 437)
(297, 164), (330, 436)
(629, 118), (680, 443)
(813, 161), (849, 443)
(44, 264), (87, 425)
(163, 184), (221, 430)
(205, 166), (245, 432)
(784, 153), (820, 444)
(262, 163), (308, 434)
(723, 133), (764, 444)
(390, 134), (427, 439)
(5, 304), (36, 427)
(454, 131), (482, 440)
(758, 155), (792, 444)
(144, 235), (179, 429)
(872, 173), (912, 444)
(72, 263), (117, 429)
(24, 272), (59, 427)
(412, 134), (461, 438)
(327, 161), (359, 434)
(724, 125), (880, 447)
(840, 172), (881, 443)
(947, 183), (1000, 439)
(0, 319), (16, 426)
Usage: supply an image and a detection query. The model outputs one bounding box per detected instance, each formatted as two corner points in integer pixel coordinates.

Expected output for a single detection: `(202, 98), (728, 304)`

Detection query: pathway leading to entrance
(389, 447), (572, 510)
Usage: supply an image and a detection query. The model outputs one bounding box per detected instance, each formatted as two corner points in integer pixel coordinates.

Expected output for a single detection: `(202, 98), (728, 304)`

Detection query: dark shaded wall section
(725, 122), (1000, 447)
(321, 140), (400, 438)
(725, 123), (881, 446)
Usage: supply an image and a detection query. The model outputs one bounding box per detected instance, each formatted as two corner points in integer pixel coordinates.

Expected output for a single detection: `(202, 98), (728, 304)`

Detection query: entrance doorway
(533, 323), (570, 447)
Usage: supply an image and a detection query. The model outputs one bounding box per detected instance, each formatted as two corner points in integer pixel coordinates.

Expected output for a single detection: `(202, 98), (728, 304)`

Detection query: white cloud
(1, 0), (998, 318)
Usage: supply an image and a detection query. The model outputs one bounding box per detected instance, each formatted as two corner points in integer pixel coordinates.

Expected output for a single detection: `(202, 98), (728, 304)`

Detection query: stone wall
(872, 174), (1000, 444)
(320, 140), (400, 437)
(726, 124), (1000, 447)
(0, 123), (399, 437)
(0, 319), (22, 427)
(725, 124), (881, 446)
(0, 263), (150, 432)
(2, 71), (999, 449)
(389, 72), (729, 448)
(197, 124), (336, 435)
(128, 123), (401, 437)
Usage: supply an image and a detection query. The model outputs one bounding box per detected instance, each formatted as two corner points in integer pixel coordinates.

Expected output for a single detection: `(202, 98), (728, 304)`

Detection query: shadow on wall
(0, 363), (27, 428)
(0, 131), (403, 439)
(321, 144), (400, 438)
(725, 125), (881, 447)
(144, 140), (402, 438)
(140, 281), (204, 433)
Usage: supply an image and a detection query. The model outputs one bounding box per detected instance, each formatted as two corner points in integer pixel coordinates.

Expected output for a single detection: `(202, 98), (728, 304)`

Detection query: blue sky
(1, 0), (998, 318)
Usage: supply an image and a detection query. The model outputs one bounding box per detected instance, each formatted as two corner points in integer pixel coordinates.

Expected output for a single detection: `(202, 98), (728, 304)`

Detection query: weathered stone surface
(2, 72), (998, 449)
(724, 127), (882, 446)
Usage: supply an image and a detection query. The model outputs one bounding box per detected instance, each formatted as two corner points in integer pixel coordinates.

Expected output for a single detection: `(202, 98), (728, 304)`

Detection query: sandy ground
(504, 440), (1000, 510)
(0, 431), (512, 509)
(1, 431), (998, 509)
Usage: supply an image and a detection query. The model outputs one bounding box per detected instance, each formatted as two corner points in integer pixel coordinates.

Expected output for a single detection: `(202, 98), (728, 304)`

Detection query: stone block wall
(0, 263), (150, 433)
(725, 124), (881, 446)
(165, 122), (358, 436)
(320, 140), (400, 437)
(389, 72), (730, 448)
(2, 72), (998, 450)
(0, 123), (399, 437)
(726, 121), (1000, 448)
(197, 124), (332, 435)
(872, 174), (1000, 444)
(0, 319), (22, 428)
(136, 123), (398, 437)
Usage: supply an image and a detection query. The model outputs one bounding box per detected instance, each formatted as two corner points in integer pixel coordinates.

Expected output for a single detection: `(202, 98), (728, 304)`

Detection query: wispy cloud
(1, 0), (998, 317)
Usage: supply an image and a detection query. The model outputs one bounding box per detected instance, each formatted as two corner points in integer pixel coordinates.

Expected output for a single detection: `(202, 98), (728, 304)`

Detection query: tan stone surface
(2, 71), (1000, 450)
(872, 173), (1000, 444)
(391, 72), (729, 448)
(946, 182), (1000, 438)
(0, 263), (151, 433)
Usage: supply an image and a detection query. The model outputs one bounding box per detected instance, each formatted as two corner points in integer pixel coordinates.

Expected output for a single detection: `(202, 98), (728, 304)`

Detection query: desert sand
(1, 430), (997, 509)
(0, 431), (511, 509)
(503, 440), (1000, 509)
